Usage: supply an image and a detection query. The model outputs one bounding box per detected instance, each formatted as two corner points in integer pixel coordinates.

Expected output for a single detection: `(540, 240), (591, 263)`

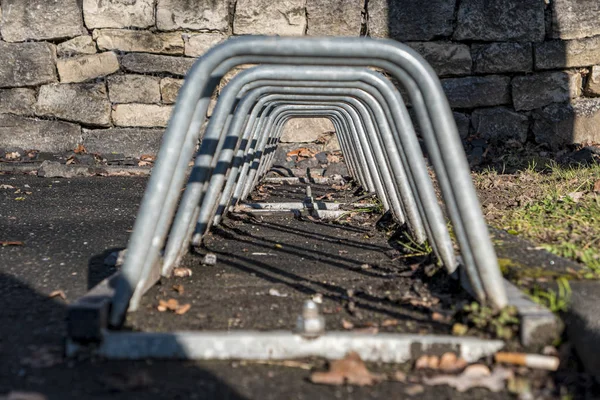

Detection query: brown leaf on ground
(415, 353), (468, 373)
(423, 364), (512, 392)
(48, 290), (66, 300)
(0, 241), (24, 246)
(0, 184), (15, 189)
(157, 298), (190, 315)
(315, 193), (334, 201)
(310, 352), (384, 386)
(566, 191), (585, 203)
(594, 179), (600, 193)
(286, 148), (316, 159)
(439, 353), (469, 373)
(138, 160), (152, 167)
(5, 391), (48, 400)
(381, 319), (399, 327)
(341, 319), (354, 329)
(172, 284), (184, 294)
(73, 144), (87, 154)
(173, 267), (192, 277)
(175, 303), (191, 315)
(431, 312), (451, 323)
(140, 154), (155, 162)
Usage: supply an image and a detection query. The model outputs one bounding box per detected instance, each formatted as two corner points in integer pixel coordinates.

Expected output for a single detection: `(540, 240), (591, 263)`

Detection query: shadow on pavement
(0, 271), (247, 400)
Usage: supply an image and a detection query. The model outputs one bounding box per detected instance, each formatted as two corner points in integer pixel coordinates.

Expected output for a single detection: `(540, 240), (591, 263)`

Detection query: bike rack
(67, 37), (556, 359)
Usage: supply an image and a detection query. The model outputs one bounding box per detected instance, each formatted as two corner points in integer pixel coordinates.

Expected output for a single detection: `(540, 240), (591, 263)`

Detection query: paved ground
(0, 172), (594, 399)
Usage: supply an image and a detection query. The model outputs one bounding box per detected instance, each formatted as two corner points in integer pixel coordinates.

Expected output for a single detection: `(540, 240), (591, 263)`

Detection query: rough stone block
(512, 71), (582, 111)
(453, 112), (471, 139)
(160, 78), (184, 104)
(407, 42), (471, 77)
(57, 52), (120, 83)
(533, 99), (600, 149)
(0, 42), (57, 88)
(36, 83), (112, 127)
(0, 114), (81, 152)
(586, 66), (600, 96)
(107, 75), (161, 104)
(472, 42), (532, 74)
(280, 118), (335, 143)
(83, 0), (155, 29)
(454, 0), (544, 42)
(368, 0), (455, 40)
(83, 128), (164, 157)
(57, 36), (97, 58)
(0, 0), (84, 42)
(535, 37), (600, 70)
(0, 89), (36, 115)
(120, 53), (194, 77)
(441, 76), (511, 109)
(157, 0), (230, 31)
(306, 0), (362, 36)
(94, 29), (184, 55)
(472, 107), (529, 144)
(112, 104), (173, 127)
(184, 33), (228, 57)
(550, 0), (600, 40)
(234, 0), (306, 35)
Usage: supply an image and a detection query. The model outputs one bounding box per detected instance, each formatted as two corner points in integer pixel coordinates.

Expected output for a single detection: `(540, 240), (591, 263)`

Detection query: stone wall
(1, 0), (599, 158)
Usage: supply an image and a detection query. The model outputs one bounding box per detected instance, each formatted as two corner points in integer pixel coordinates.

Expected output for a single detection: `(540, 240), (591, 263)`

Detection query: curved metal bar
(164, 69), (454, 276)
(161, 75), (452, 277)
(113, 37), (506, 326)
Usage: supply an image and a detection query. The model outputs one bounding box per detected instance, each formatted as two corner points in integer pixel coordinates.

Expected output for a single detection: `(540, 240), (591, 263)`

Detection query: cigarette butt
(495, 352), (559, 371)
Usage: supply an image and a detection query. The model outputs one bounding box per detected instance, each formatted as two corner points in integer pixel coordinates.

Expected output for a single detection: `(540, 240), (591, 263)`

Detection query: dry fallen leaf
(5, 391), (48, 400)
(172, 284), (184, 294)
(0, 240), (24, 246)
(74, 144), (87, 154)
(48, 290), (66, 300)
(310, 352), (384, 386)
(341, 319), (354, 329)
(594, 179), (600, 193)
(381, 319), (399, 327)
(567, 191), (585, 203)
(439, 352), (469, 373)
(423, 364), (512, 392)
(140, 154), (155, 162)
(173, 267), (192, 277)
(138, 160), (152, 167)
(175, 303), (191, 315)
(0, 184), (15, 189)
(157, 298), (191, 315)
(315, 193), (334, 201)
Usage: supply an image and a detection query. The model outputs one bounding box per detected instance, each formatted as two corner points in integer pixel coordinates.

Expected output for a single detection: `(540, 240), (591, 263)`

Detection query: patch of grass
(460, 302), (520, 340)
(529, 277), (572, 313)
(481, 162), (600, 274)
(394, 234), (433, 259)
